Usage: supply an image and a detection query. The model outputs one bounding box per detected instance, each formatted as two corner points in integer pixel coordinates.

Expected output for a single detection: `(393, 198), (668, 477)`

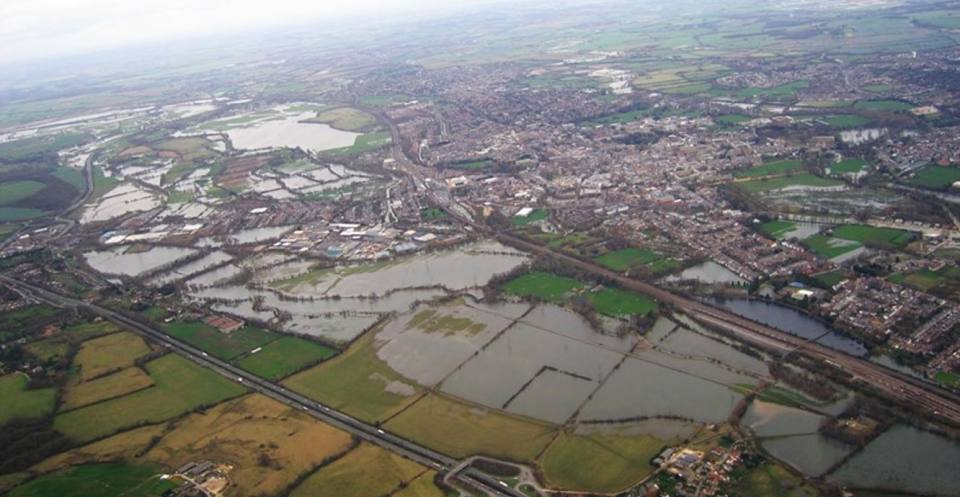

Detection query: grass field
(502, 271), (584, 302)
(290, 443), (425, 497)
(144, 394), (354, 497)
(165, 321), (277, 360)
(394, 471), (444, 497)
(736, 80), (808, 100)
(328, 132), (391, 156)
(0, 132), (90, 162)
(539, 430), (666, 493)
(235, 337), (337, 380)
(732, 461), (818, 497)
(734, 159), (804, 178)
(64, 321), (120, 341)
(832, 224), (914, 249)
(813, 270), (847, 288)
(802, 235), (862, 259)
(0, 373), (56, 425)
(594, 248), (663, 271)
(0, 180), (45, 206)
(0, 207), (44, 221)
(906, 165), (960, 190)
(736, 173), (843, 193)
(935, 371), (960, 389)
(309, 107), (378, 131)
(830, 158), (868, 174)
(61, 367), (154, 411)
(283, 331), (419, 423)
(24, 338), (69, 363)
(823, 114), (871, 128)
(888, 269), (943, 292)
(4, 463), (176, 497)
(512, 208), (549, 226)
(385, 393), (557, 462)
(715, 114), (751, 125)
(759, 220), (796, 239)
(854, 99), (912, 112)
(74, 332), (151, 381)
(589, 288), (658, 316)
(53, 354), (246, 442)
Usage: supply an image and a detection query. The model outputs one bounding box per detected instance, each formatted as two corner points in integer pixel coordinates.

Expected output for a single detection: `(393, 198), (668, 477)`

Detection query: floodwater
(285, 314), (379, 342)
(284, 241), (528, 297)
(81, 183), (162, 224)
(148, 250), (233, 286)
(222, 110), (360, 153)
(656, 327), (769, 376)
(706, 298), (868, 356)
(665, 260), (744, 284)
(742, 401), (851, 477)
(578, 356), (743, 423)
(830, 425), (960, 495)
(186, 264), (244, 288)
(507, 369), (597, 423)
(375, 301), (526, 387)
(84, 246), (197, 277)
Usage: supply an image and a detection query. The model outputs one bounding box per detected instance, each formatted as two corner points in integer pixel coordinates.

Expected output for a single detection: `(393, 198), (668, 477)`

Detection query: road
(0, 275), (524, 497)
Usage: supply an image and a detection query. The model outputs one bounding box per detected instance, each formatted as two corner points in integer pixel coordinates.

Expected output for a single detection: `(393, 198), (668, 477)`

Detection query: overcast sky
(0, 0), (494, 65)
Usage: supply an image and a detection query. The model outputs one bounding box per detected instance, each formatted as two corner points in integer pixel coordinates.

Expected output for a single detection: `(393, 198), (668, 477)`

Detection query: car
(237, 377), (244, 382)
(201, 352), (208, 357)
(377, 429), (385, 435)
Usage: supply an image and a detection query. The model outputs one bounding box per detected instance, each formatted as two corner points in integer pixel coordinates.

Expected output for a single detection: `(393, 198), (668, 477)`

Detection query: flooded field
(743, 400), (851, 476)
(665, 260), (744, 284)
(656, 327), (769, 376)
(81, 183), (162, 223)
(275, 241), (528, 297)
(707, 297), (867, 356)
(830, 425), (960, 495)
(196, 104), (360, 153)
(84, 246), (197, 277)
(149, 251), (233, 286)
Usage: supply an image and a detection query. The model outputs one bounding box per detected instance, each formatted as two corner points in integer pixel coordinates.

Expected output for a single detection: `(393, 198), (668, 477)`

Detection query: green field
(502, 271), (584, 302)
(830, 158), (868, 174)
(589, 288), (658, 316)
(733, 461), (818, 497)
(594, 248), (663, 271)
(734, 159), (804, 178)
(512, 208), (549, 226)
(0, 180), (45, 206)
(450, 160), (493, 170)
(0, 207), (44, 221)
(906, 165), (960, 190)
(24, 338), (69, 363)
(0, 373), (56, 425)
(165, 321), (278, 360)
(4, 463), (176, 497)
(236, 336), (337, 380)
(329, 132), (391, 156)
(540, 430), (666, 493)
(759, 220), (796, 239)
(309, 107), (378, 131)
(832, 224), (914, 249)
(823, 114), (872, 128)
(289, 443), (424, 497)
(736, 173), (843, 193)
(813, 270), (847, 288)
(283, 332), (418, 423)
(888, 269), (944, 292)
(736, 80), (809, 100)
(53, 354), (246, 442)
(854, 99), (912, 112)
(0, 132), (90, 162)
(935, 371), (960, 389)
(715, 114), (751, 125)
(802, 235), (862, 259)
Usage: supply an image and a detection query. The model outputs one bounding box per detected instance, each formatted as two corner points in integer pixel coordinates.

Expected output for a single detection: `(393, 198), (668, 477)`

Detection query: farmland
(540, 429), (668, 493)
(0, 373), (56, 425)
(512, 208), (549, 226)
(906, 165), (960, 190)
(235, 336), (337, 380)
(822, 114), (872, 128)
(802, 235), (862, 259)
(308, 107), (378, 131)
(4, 463), (177, 497)
(290, 443), (427, 497)
(854, 99), (912, 112)
(589, 288), (658, 316)
(73, 332), (151, 381)
(829, 158), (868, 174)
(736, 173), (843, 193)
(283, 331), (420, 422)
(384, 393), (557, 461)
(164, 321), (278, 360)
(502, 271), (583, 301)
(831, 224), (915, 249)
(61, 367), (155, 411)
(53, 354), (246, 442)
(758, 220), (797, 239)
(594, 247), (668, 272)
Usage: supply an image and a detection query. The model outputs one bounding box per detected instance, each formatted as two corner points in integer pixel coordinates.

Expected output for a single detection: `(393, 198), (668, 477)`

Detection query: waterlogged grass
(384, 393), (556, 461)
(540, 430), (667, 493)
(53, 354), (246, 442)
(734, 159), (804, 178)
(906, 165), (960, 190)
(502, 271), (584, 302)
(802, 235), (862, 259)
(4, 463), (177, 497)
(736, 173), (843, 193)
(309, 107), (378, 131)
(236, 337), (337, 380)
(0, 373), (56, 425)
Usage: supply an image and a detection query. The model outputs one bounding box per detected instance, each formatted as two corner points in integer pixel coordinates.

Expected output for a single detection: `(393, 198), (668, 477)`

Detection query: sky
(0, 0), (494, 65)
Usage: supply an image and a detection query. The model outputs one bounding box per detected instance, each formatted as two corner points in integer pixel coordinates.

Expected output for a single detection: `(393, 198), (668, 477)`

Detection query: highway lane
(0, 276), (524, 497)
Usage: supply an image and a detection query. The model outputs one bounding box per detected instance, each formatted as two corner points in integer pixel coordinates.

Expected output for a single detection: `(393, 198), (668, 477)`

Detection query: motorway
(0, 275), (524, 497)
